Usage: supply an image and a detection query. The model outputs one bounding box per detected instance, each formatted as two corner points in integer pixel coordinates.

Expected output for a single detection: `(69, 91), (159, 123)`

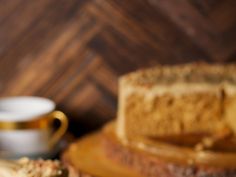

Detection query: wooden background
(0, 0), (235, 135)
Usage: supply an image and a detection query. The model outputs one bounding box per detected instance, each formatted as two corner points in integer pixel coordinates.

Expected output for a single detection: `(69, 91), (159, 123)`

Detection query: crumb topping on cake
(18, 158), (67, 177)
(0, 158), (68, 177)
(123, 63), (236, 86)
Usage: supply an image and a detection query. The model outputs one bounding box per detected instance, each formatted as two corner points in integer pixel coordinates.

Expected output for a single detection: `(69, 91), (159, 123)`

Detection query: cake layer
(103, 123), (236, 177)
(117, 63), (236, 141)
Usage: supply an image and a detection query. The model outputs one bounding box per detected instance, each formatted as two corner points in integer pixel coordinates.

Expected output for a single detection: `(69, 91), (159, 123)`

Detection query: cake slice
(116, 63), (236, 141)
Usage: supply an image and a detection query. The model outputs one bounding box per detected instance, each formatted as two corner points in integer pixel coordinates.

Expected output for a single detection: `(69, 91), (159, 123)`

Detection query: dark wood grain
(0, 0), (235, 135)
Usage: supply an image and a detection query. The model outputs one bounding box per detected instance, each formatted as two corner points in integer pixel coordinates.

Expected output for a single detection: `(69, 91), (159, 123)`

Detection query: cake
(0, 158), (69, 177)
(110, 63), (236, 177)
(116, 63), (236, 141)
(63, 62), (236, 177)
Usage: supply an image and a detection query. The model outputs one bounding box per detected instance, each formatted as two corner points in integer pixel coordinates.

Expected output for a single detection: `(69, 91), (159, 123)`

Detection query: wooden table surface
(0, 0), (235, 135)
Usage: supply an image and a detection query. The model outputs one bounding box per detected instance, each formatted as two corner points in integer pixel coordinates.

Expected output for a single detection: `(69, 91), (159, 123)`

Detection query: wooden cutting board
(62, 132), (141, 177)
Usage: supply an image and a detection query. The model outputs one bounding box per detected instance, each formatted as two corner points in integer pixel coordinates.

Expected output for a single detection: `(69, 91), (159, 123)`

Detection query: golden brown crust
(122, 63), (236, 86)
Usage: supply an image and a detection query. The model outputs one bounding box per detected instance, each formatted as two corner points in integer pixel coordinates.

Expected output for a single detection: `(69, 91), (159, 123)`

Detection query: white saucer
(0, 140), (65, 160)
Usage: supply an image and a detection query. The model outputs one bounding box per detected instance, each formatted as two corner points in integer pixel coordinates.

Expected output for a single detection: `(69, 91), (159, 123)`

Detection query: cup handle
(49, 111), (68, 148)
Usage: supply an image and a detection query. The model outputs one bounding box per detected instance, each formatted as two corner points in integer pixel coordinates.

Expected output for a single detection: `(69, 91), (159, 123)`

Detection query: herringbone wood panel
(0, 0), (235, 134)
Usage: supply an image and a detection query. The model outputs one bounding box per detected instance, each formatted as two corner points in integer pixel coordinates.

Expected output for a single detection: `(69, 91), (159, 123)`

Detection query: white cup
(0, 96), (68, 158)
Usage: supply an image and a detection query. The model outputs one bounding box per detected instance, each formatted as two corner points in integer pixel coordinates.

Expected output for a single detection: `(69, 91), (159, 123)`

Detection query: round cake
(63, 63), (236, 177)
(117, 63), (236, 141)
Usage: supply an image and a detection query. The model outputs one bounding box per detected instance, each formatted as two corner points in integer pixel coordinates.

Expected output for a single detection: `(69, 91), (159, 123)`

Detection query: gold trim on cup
(0, 110), (68, 149)
(0, 116), (50, 130)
